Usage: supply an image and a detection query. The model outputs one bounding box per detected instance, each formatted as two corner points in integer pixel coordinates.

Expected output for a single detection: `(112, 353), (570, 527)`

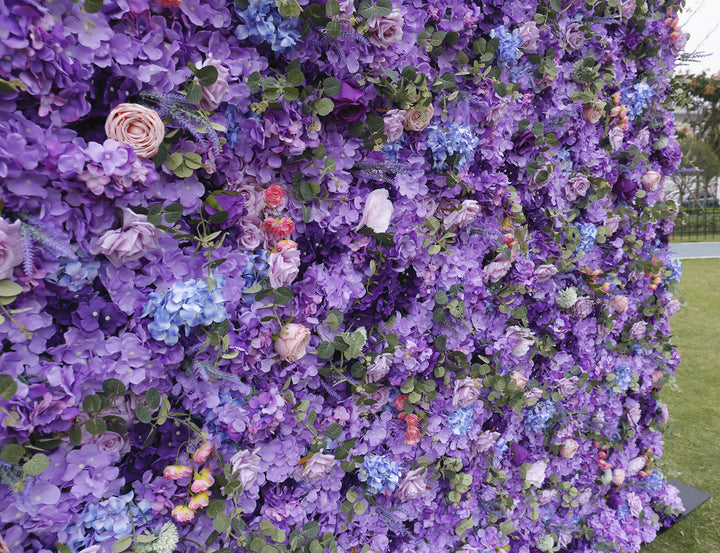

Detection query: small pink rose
(525, 460), (547, 487)
(171, 505), (195, 522)
(192, 442), (214, 463)
(188, 491), (211, 510)
(264, 184), (286, 208)
(396, 468), (427, 501)
(444, 200), (480, 231)
(275, 323), (311, 363)
(583, 101), (606, 124)
(190, 468), (215, 493)
(105, 103), (165, 160)
(357, 188), (394, 233)
(163, 464), (193, 480)
(295, 452), (336, 482)
(404, 425), (421, 445)
(613, 295), (629, 314)
(611, 467), (626, 486)
(262, 217), (295, 239)
(403, 104), (434, 132)
(268, 247), (301, 289)
(366, 9), (404, 48)
(0, 217), (23, 280)
(509, 371), (528, 389)
(559, 438), (579, 459)
(642, 170), (662, 191)
(383, 109), (406, 142)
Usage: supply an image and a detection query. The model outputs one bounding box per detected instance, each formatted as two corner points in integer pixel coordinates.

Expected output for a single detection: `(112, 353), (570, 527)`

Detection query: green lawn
(643, 259), (720, 553)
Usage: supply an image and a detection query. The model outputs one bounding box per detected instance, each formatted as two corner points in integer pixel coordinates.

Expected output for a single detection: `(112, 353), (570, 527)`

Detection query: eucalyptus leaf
(0, 374), (18, 400)
(23, 453), (50, 476)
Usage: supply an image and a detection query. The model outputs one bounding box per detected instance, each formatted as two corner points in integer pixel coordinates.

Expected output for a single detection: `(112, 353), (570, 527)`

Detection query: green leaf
(317, 341), (336, 360)
(213, 513), (231, 532)
(315, 97), (335, 116)
(111, 536), (133, 553)
(325, 423), (343, 440)
(145, 387), (160, 411)
(278, 0), (302, 17)
(260, 519), (277, 536)
(57, 545), (74, 553)
(83, 394), (103, 413)
(186, 83), (202, 105)
(325, 0), (340, 16)
(326, 309), (343, 330)
(309, 540), (323, 553)
(287, 69), (305, 87)
(0, 279), (22, 299)
(206, 498), (226, 518)
(303, 521), (320, 540)
(273, 286), (293, 303)
(23, 453), (49, 476)
(69, 426), (82, 445)
(0, 443), (25, 464)
(102, 378), (126, 397)
(196, 65), (219, 86)
(326, 20), (342, 37)
(248, 72), (262, 93)
(135, 403), (152, 424)
(434, 290), (449, 305)
(323, 77), (341, 97)
(85, 418), (107, 435)
(84, 0), (103, 13)
(250, 536), (267, 552)
(0, 374), (18, 400)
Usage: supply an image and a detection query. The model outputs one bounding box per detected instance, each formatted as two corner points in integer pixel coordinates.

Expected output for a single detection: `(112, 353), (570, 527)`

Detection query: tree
(678, 137), (720, 208)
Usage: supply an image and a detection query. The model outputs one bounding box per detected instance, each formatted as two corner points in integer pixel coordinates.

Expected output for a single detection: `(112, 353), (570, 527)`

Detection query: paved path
(669, 242), (720, 259)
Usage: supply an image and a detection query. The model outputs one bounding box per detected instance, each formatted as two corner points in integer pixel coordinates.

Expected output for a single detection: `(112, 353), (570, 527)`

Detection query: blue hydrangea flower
(357, 454), (402, 494)
(225, 105), (240, 149)
(242, 250), (269, 302)
(142, 273), (228, 346)
(426, 123), (479, 171)
(667, 258), (682, 283)
(623, 82), (655, 120)
(575, 222), (597, 255)
(235, 0), (301, 53)
(72, 491), (153, 545)
(448, 406), (474, 435)
(642, 470), (664, 491)
(524, 400), (556, 433)
(45, 258), (101, 291)
(614, 365), (632, 392)
(490, 26), (523, 67)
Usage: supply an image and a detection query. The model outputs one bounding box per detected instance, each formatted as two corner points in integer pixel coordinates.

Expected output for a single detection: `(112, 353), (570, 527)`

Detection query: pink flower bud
(188, 491), (211, 511)
(559, 439), (579, 459)
(611, 468), (626, 486)
(192, 442), (214, 464)
(509, 371), (528, 389)
(163, 465), (193, 480)
(274, 323), (311, 363)
(642, 170), (662, 191)
(404, 425), (421, 446)
(613, 295), (629, 314)
(264, 184), (286, 208)
(171, 505), (195, 522)
(190, 468), (215, 493)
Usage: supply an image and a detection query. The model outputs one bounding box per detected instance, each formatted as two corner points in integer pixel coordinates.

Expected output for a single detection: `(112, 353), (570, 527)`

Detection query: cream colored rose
(274, 323), (311, 363)
(105, 103), (165, 159)
(403, 104), (434, 132)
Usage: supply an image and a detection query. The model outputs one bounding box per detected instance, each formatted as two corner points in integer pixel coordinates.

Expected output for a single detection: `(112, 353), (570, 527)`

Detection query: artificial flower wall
(0, 0), (686, 552)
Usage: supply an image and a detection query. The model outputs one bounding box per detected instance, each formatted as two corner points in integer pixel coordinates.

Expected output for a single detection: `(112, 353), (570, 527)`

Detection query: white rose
(357, 189), (394, 233)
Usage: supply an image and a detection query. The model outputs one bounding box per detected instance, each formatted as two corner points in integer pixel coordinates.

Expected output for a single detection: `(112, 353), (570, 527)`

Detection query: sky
(680, 0), (720, 75)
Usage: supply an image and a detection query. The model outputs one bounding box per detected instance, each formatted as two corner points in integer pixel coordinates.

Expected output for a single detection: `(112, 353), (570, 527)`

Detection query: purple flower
(330, 81), (367, 124)
(84, 139), (133, 176)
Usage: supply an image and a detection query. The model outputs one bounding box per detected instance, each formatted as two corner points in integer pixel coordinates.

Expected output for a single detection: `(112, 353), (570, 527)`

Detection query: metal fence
(672, 207), (720, 240)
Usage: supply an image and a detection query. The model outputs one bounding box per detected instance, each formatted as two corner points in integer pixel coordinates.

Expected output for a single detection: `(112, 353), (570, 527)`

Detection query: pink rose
(627, 456), (647, 476)
(642, 170), (662, 191)
(0, 217), (23, 280)
(366, 9), (404, 48)
(509, 371), (528, 389)
(365, 353), (393, 383)
(565, 174), (590, 202)
(264, 184), (286, 208)
(519, 21), (539, 51)
(92, 431), (127, 454)
(275, 323), (311, 363)
(582, 101), (606, 124)
(484, 255), (511, 283)
(190, 469), (215, 493)
(383, 109), (406, 142)
(613, 295), (629, 314)
(230, 449), (261, 489)
(396, 468), (427, 501)
(197, 59), (230, 111)
(559, 439), (579, 459)
(534, 264), (557, 282)
(444, 199), (480, 230)
(268, 246), (301, 289)
(357, 188), (394, 233)
(295, 452), (336, 482)
(525, 460), (547, 487)
(506, 326), (534, 357)
(452, 377), (479, 408)
(565, 23), (584, 51)
(105, 103), (165, 159)
(611, 467), (626, 486)
(171, 505), (195, 523)
(404, 424), (421, 445)
(403, 104), (434, 131)
(91, 209), (163, 267)
(192, 441), (214, 463)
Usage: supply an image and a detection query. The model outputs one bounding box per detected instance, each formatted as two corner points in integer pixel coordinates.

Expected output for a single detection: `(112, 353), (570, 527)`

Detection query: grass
(642, 259), (720, 553)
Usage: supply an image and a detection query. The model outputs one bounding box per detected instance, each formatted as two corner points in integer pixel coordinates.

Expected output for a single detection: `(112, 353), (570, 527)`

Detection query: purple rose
(484, 255), (511, 283)
(565, 174), (590, 202)
(230, 449), (261, 489)
(534, 264), (557, 282)
(630, 320), (647, 340)
(511, 443), (529, 466)
(613, 177), (639, 202)
(609, 126), (624, 151)
(268, 246), (300, 289)
(365, 353), (392, 383)
(565, 23), (584, 51)
(452, 377), (479, 408)
(444, 200), (480, 231)
(574, 296), (594, 317)
(294, 452), (335, 482)
(0, 217), (23, 280)
(366, 9), (404, 49)
(332, 81), (367, 124)
(197, 58), (230, 111)
(383, 109), (406, 142)
(396, 468), (427, 501)
(91, 209), (163, 267)
(519, 21), (539, 51)
(240, 222), (263, 250)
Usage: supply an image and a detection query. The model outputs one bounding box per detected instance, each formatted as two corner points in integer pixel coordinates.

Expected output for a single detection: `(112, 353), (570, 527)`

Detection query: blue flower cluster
(358, 454), (402, 494)
(64, 492), (152, 550)
(642, 470), (665, 491)
(242, 251), (269, 302)
(614, 365), (632, 392)
(448, 406), (475, 435)
(667, 258), (682, 283)
(576, 222), (597, 255)
(235, 0), (301, 53)
(624, 82), (655, 120)
(427, 123), (479, 170)
(142, 274), (228, 346)
(490, 26), (523, 67)
(524, 400), (556, 433)
(46, 258), (101, 291)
